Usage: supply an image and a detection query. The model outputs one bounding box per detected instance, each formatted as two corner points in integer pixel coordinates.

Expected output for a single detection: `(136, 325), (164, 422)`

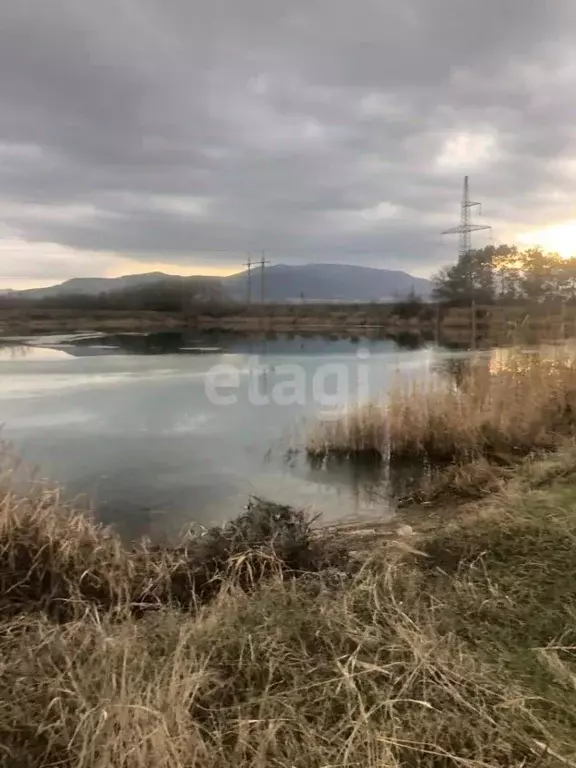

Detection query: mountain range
(17, 264), (432, 303)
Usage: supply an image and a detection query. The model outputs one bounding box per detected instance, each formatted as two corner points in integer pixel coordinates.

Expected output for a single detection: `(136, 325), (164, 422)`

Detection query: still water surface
(0, 332), (465, 539)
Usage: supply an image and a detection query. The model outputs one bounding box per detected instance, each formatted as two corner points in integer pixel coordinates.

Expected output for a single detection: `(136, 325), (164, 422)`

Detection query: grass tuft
(0, 484), (344, 621)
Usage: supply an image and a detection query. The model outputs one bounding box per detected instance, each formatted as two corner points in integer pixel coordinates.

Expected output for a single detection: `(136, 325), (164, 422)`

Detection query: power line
(441, 175), (492, 259)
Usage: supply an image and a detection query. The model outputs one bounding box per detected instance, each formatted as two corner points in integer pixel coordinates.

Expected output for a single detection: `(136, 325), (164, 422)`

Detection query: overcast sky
(2, 0), (576, 288)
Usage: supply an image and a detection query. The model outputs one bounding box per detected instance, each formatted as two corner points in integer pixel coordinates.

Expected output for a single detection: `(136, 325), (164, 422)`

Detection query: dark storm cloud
(1, 0), (576, 280)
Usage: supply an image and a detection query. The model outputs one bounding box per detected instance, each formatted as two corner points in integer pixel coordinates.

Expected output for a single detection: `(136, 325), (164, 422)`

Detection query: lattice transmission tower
(442, 175), (491, 258)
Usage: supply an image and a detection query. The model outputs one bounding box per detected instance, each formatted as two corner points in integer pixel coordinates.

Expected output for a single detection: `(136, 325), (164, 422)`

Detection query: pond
(0, 331), (472, 540)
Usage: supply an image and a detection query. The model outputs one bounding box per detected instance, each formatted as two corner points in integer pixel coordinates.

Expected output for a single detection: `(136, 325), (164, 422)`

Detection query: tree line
(0, 277), (225, 313)
(432, 245), (576, 305)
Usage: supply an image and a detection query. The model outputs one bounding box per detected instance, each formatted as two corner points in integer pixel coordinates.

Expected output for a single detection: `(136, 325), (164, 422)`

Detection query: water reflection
(0, 330), (469, 540)
(1, 329), (441, 357)
(0, 328), (475, 364)
(0, 344), (72, 362)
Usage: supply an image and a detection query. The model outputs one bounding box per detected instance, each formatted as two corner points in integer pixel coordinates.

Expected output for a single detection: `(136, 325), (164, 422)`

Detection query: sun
(517, 221), (576, 259)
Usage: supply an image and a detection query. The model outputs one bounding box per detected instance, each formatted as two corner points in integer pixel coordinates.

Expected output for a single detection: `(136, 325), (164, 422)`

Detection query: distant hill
(225, 264), (432, 302)
(18, 272), (217, 300)
(15, 264), (432, 303)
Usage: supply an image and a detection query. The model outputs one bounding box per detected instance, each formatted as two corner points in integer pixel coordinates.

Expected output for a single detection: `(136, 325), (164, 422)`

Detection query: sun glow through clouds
(518, 221), (576, 259)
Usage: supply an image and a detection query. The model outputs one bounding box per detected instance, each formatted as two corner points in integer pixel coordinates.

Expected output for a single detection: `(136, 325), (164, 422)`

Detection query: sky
(2, 1), (576, 289)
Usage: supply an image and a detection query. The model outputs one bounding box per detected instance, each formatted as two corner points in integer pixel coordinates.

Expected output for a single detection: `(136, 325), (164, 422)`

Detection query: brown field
(0, 307), (186, 335)
(0, 303), (402, 336)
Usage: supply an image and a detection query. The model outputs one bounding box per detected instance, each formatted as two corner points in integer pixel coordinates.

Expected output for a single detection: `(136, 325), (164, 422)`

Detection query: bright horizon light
(106, 259), (240, 279)
(517, 220), (576, 259)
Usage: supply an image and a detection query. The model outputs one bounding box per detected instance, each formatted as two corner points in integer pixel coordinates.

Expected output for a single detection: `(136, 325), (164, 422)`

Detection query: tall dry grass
(3, 463), (576, 765)
(0, 480), (340, 621)
(308, 347), (576, 462)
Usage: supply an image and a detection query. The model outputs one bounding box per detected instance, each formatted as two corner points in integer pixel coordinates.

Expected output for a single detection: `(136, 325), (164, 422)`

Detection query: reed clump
(307, 347), (576, 462)
(0, 482), (343, 621)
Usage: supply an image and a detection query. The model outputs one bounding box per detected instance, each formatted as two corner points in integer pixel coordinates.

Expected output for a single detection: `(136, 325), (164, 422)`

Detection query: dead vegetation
(3, 458), (576, 765)
(308, 346), (576, 464)
(0, 484), (342, 621)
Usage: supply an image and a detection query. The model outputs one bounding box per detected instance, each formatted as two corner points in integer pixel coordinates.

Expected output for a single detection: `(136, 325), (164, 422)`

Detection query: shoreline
(0, 307), (503, 350)
(2, 303), (574, 348)
(2, 447), (576, 765)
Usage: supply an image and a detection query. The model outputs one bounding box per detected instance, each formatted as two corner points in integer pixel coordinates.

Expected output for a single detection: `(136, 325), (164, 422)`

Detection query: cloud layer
(1, 0), (576, 285)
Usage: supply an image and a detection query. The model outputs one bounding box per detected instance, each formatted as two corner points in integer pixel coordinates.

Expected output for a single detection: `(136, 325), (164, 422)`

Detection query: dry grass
(0, 480), (341, 621)
(308, 346), (576, 463)
(0, 567), (540, 768)
(0, 307), (184, 334)
(4, 463), (576, 765)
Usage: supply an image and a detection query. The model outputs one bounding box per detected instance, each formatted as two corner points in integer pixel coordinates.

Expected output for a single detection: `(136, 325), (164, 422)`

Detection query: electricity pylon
(442, 175), (491, 258)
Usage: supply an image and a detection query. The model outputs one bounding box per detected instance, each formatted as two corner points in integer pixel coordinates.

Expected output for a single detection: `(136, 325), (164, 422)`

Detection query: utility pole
(259, 250), (270, 304)
(244, 254), (253, 305)
(442, 176), (492, 259)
